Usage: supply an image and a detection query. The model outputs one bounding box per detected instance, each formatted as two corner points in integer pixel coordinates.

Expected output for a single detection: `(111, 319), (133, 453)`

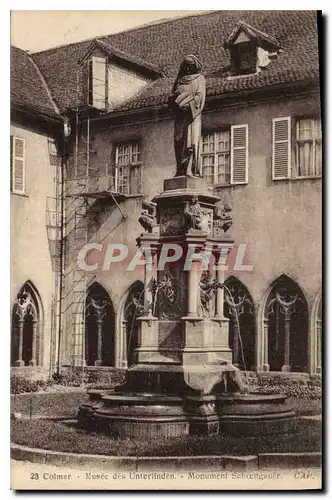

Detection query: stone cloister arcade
(11, 276), (321, 374)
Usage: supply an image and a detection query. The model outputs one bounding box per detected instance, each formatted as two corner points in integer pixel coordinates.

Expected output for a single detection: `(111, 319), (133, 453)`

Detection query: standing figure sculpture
(168, 55), (206, 177)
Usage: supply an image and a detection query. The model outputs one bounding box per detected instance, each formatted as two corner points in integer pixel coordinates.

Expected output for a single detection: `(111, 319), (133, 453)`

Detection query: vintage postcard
(10, 10), (322, 491)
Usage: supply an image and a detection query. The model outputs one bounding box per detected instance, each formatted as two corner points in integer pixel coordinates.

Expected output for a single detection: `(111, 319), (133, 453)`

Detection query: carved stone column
(13, 290), (34, 367)
(14, 319), (25, 367)
(187, 250), (201, 318)
(212, 242), (232, 321)
(141, 239), (159, 317)
(232, 315), (240, 367)
(89, 296), (109, 367)
(209, 242), (232, 359)
(85, 329), (89, 366)
(121, 319), (128, 367)
(215, 265), (225, 320)
(29, 320), (38, 366)
(282, 313), (291, 372)
(262, 318), (270, 372)
(316, 319), (322, 374)
(135, 235), (159, 365)
(95, 318), (103, 366)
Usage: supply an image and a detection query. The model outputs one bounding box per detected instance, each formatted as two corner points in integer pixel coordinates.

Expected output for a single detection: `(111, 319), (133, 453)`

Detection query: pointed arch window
(11, 282), (42, 367)
(264, 275), (308, 372)
(85, 284), (115, 366)
(121, 281), (144, 367)
(223, 277), (255, 370)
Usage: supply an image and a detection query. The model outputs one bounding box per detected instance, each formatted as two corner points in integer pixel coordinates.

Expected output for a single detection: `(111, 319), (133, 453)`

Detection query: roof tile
(14, 10), (320, 116)
(11, 46), (59, 118)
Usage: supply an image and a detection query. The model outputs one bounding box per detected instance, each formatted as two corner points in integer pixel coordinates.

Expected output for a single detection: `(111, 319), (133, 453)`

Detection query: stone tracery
(85, 284), (115, 366)
(11, 283), (40, 367)
(263, 275), (308, 372)
(223, 277), (255, 370)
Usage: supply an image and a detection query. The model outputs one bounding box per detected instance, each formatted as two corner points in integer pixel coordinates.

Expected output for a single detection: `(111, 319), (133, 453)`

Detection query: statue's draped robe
(172, 74), (206, 176)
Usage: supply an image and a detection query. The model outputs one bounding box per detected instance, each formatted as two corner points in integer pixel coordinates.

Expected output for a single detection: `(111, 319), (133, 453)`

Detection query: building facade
(10, 11), (322, 380)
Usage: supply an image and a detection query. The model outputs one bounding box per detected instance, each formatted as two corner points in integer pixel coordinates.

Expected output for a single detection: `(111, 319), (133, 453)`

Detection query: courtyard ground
(11, 390), (322, 420)
(11, 417), (321, 457)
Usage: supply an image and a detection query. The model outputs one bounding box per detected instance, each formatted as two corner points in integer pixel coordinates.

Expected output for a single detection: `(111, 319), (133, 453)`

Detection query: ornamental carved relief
(160, 203), (213, 236)
(213, 202), (233, 237)
(160, 207), (185, 236)
(13, 290), (37, 322)
(156, 268), (185, 319)
(138, 198), (157, 234)
(199, 271), (221, 318)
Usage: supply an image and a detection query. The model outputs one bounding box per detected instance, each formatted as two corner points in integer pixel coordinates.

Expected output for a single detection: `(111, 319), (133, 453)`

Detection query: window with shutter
(272, 117), (291, 180)
(201, 130), (231, 185)
(11, 136), (25, 194)
(295, 118), (322, 177)
(231, 124), (248, 184)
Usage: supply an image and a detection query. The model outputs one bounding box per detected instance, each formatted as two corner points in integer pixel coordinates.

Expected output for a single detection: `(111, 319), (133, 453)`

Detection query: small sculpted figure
(214, 202), (233, 233)
(184, 196), (205, 231)
(200, 271), (219, 316)
(138, 199), (157, 234)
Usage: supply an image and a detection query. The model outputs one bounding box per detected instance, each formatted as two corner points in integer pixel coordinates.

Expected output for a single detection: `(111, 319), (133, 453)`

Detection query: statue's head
(191, 195), (199, 204)
(179, 55), (202, 76)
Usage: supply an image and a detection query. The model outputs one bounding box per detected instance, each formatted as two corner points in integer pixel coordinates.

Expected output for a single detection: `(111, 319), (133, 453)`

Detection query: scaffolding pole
(63, 62), (128, 383)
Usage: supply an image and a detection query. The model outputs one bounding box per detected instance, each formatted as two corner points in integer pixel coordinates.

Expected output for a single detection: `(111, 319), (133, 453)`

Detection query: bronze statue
(168, 55), (206, 177)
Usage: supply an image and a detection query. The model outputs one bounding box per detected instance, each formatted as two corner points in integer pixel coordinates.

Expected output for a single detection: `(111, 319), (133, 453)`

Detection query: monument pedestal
(79, 175), (295, 438)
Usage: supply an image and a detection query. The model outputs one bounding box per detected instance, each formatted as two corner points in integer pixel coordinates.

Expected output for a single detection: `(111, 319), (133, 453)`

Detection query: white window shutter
(91, 56), (107, 110)
(272, 117), (291, 180)
(11, 136), (25, 194)
(231, 124), (248, 184)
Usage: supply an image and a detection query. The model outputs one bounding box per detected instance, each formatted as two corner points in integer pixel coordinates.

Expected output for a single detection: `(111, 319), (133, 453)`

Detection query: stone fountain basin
(78, 390), (296, 438)
(89, 392), (189, 439)
(215, 393), (296, 435)
(216, 393), (293, 412)
(95, 393), (187, 419)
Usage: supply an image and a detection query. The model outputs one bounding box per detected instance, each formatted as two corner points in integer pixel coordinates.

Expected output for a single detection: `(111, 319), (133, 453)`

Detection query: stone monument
(78, 56), (295, 439)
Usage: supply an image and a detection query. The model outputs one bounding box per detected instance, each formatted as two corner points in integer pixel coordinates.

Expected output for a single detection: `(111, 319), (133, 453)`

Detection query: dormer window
(79, 39), (163, 113)
(225, 20), (281, 77)
(231, 41), (257, 75)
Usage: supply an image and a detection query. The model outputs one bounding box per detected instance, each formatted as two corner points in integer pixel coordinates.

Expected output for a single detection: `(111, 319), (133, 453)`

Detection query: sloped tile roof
(11, 45), (59, 118)
(94, 39), (165, 77)
(15, 10), (320, 116)
(224, 20), (280, 49)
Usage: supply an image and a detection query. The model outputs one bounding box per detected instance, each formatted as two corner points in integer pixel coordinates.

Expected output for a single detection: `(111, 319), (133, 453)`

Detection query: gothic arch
(223, 276), (256, 371)
(260, 274), (309, 373)
(11, 281), (43, 367)
(118, 281), (144, 368)
(85, 282), (115, 366)
(310, 292), (322, 374)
